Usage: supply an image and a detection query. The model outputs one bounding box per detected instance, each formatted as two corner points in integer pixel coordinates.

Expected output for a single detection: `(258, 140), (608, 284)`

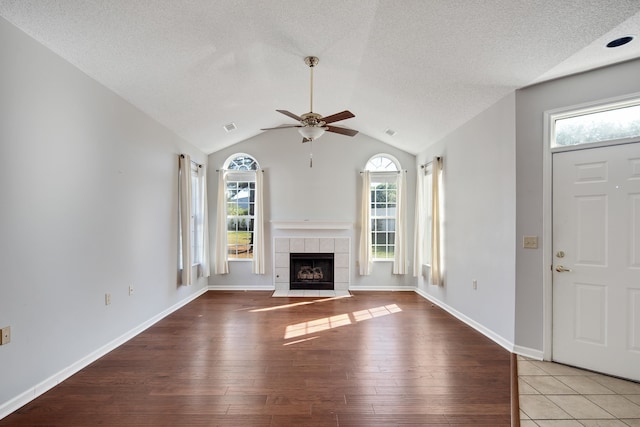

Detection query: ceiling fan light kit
(298, 125), (325, 140)
(261, 56), (358, 144)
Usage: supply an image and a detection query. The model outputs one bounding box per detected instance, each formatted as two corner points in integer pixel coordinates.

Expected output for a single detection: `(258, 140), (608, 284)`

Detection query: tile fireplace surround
(272, 221), (351, 292)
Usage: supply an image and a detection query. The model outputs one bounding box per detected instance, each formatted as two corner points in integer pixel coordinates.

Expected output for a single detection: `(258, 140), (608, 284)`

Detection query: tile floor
(518, 356), (640, 426)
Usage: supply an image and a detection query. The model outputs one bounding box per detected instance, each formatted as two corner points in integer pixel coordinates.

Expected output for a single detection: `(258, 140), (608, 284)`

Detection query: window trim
(190, 162), (202, 267)
(179, 159), (205, 269)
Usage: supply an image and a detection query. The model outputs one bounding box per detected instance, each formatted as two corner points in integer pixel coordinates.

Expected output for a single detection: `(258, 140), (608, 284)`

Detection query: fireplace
(290, 253), (334, 290)
(272, 231), (350, 292)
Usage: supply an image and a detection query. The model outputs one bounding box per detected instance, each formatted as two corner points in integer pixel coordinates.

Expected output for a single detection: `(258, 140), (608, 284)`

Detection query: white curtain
(431, 157), (443, 286)
(358, 171), (372, 275)
(252, 170), (265, 274)
(413, 166), (425, 277)
(179, 154), (192, 286)
(393, 171), (407, 274)
(215, 169), (229, 275)
(197, 165), (210, 278)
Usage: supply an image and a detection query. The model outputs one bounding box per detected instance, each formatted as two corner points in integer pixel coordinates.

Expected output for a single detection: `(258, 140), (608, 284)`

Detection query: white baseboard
(513, 345), (544, 360)
(0, 287), (207, 421)
(348, 285), (415, 292)
(208, 285), (274, 291)
(413, 288), (516, 354)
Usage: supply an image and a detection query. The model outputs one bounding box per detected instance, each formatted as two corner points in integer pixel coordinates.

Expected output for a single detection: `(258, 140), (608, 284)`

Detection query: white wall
(514, 58), (640, 355)
(207, 130), (416, 289)
(0, 18), (208, 414)
(416, 93), (517, 348)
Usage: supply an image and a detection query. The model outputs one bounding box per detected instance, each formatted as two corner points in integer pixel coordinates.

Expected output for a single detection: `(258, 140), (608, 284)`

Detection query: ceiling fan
(261, 56), (358, 143)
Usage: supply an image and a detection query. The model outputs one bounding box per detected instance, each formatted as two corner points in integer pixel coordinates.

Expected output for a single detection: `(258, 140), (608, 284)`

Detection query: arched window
(224, 154), (260, 259)
(225, 154), (259, 171)
(365, 154), (401, 260)
(365, 154), (400, 172)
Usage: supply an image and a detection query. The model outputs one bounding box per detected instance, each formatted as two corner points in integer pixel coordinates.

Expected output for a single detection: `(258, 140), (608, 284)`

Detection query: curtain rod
(420, 156), (442, 169)
(359, 170), (407, 174)
(215, 169), (264, 172)
(179, 154), (203, 168)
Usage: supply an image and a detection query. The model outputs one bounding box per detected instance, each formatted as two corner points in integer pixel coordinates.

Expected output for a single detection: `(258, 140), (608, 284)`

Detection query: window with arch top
(224, 153), (260, 259)
(366, 154), (401, 260)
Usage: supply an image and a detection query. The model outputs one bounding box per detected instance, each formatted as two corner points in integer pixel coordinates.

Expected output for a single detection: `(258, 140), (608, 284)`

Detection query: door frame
(541, 92), (640, 361)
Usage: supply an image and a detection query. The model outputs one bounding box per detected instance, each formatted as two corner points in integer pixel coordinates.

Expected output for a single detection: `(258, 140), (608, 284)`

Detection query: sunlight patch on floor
(284, 304), (402, 340)
(249, 294), (352, 313)
(353, 304), (402, 321)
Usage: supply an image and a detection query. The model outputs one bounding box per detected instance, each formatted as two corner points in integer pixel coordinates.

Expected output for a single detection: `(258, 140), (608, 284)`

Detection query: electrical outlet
(523, 236), (538, 249)
(0, 326), (11, 345)
(472, 280), (478, 290)
(128, 285), (134, 296)
(105, 293), (111, 305)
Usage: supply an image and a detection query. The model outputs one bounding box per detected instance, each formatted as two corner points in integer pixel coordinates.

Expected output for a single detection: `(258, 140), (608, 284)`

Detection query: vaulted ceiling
(2, 1), (640, 154)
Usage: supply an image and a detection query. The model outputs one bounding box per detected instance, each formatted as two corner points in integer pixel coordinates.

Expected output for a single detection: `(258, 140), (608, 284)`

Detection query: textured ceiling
(1, 0), (640, 154)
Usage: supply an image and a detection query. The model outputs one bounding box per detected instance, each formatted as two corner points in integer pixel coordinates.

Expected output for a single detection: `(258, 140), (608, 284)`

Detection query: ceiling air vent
(223, 122), (237, 132)
(384, 128), (397, 137)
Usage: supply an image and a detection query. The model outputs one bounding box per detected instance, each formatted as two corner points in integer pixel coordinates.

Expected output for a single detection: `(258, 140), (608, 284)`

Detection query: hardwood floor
(1, 291), (512, 426)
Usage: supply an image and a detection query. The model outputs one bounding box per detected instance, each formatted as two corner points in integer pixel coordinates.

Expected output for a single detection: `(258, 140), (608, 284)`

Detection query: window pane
(373, 232), (387, 244)
(369, 172), (398, 260)
(226, 179), (256, 259)
(388, 219), (396, 231)
(554, 103), (640, 147)
(386, 246), (395, 258)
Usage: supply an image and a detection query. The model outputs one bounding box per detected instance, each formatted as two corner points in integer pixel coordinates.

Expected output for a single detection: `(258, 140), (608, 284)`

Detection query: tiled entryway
(518, 356), (640, 426)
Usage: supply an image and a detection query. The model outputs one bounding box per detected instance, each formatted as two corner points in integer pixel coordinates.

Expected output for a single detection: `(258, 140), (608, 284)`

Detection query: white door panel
(553, 142), (640, 381)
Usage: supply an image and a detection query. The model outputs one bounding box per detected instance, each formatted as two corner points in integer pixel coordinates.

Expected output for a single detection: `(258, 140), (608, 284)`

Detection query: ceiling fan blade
(322, 110), (355, 124)
(260, 124), (302, 131)
(326, 125), (359, 137)
(276, 109), (302, 122)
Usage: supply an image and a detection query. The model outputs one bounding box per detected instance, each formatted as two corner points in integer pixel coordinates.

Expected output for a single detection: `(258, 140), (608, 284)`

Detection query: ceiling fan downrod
(304, 56), (319, 113)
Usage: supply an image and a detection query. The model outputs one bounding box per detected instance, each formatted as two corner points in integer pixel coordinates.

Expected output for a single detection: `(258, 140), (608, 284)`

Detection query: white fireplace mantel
(271, 220), (352, 230)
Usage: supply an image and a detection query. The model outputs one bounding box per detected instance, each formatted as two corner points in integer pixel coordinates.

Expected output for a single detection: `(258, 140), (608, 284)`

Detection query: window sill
(228, 258), (252, 262)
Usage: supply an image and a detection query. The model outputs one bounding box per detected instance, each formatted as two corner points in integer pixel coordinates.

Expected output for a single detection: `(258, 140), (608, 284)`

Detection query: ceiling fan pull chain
(309, 140), (313, 168)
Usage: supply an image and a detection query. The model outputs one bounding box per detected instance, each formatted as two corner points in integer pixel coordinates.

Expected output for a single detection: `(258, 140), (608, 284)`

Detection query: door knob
(555, 265), (572, 272)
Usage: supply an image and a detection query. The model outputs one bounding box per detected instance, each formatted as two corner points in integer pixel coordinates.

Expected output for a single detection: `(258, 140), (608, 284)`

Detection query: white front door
(552, 142), (640, 381)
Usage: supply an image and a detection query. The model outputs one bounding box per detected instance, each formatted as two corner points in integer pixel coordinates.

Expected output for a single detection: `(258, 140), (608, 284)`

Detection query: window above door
(551, 99), (640, 149)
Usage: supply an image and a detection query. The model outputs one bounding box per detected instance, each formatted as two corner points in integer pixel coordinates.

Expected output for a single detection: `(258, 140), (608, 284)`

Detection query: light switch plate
(523, 236), (538, 249)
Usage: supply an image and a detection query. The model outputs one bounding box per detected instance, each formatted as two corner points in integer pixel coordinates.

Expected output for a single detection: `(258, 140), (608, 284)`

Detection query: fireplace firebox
(289, 253), (334, 290)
